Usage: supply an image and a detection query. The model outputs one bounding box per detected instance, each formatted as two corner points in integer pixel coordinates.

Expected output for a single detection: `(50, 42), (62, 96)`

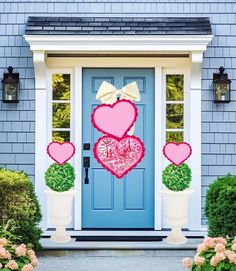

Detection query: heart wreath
(92, 82), (145, 178)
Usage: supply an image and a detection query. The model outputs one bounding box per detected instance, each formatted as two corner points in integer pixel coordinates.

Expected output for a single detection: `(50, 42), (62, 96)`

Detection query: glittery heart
(163, 142), (192, 166)
(94, 135), (145, 178)
(47, 142), (75, 165)
(91, 100), (138, 139)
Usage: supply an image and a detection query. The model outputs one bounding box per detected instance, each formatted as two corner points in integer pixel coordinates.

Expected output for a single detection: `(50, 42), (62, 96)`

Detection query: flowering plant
(0, 237), (38, 271)
(183, 237), (236, 271)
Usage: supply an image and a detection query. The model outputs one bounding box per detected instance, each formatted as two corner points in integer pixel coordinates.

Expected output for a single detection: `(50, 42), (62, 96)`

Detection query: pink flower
(210, 256), (219, 267)
(5, 260), (18, 270)
(215, 243), (225, 253)
(0, 247), (11, 259)
(182, 257), (193, 268)
(197, 244), (207, 253)
(215, 252), (226, 262)
(194, 255), (205, 266)
(27, 249), (36, 257)
(225, 250), (236, 264)
(233, 238), (236, 244)
(15, 244), (27, 257)
(203, 237), (213, 248)
(0, 263), (3, 268)
(22, 264), (34, 271)
(30, 255), (38, 267)
(232, 243), (236, 251)
(213, 237), (227, 245)
(0, 238), (8, 247)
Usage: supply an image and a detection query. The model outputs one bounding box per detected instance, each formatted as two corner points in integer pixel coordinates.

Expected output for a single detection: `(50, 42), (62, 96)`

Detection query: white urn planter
(46, 189), (75, 243)
(161, 188), (193, 245)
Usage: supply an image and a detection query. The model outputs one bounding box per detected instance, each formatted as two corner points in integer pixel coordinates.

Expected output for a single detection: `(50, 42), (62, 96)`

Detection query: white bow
(96, 81), (140, 104)
(96, 81), (140, 136)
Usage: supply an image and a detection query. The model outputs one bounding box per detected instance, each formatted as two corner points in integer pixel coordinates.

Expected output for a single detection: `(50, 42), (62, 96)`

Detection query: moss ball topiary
(45, 162), (75, 192)
(205, 174), (236, 238)
(162, 163), (192, 191)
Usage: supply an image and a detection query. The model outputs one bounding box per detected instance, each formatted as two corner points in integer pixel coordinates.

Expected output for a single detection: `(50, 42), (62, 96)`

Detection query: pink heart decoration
(94, 135), (145, 178)
(47, 142), (76, 165)
(92, 100), (138, 139)
(163, 142), (192, 166)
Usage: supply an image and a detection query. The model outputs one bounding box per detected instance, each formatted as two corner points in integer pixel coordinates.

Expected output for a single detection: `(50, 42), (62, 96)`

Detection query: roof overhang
(24, 34), (213, 53)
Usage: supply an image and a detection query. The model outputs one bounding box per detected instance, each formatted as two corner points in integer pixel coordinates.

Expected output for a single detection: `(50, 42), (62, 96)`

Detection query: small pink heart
(92, 100), (138, 139)
(94, 135), (144, 178)
(47, 142), (75, 165)
(163, 142), (192, 166)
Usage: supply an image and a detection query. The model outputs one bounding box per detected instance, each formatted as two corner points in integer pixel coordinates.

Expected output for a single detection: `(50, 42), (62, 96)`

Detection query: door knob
(83, 157), (90, 184)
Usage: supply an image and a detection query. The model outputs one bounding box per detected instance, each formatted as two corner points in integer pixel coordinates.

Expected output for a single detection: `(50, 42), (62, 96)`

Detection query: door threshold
(75, 236), (163, 242)
(42, 229), (208, 237)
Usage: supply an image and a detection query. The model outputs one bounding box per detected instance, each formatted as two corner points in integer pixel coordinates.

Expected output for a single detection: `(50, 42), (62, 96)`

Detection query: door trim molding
(24, 34), (213, 52)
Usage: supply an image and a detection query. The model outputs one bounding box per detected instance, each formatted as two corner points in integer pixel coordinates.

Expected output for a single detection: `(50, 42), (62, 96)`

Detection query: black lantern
(1, 66), (19, 103)
(213, 66), (231, 103)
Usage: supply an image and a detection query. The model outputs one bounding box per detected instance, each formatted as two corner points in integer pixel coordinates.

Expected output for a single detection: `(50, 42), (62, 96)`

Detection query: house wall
(0, 0), (236, 226)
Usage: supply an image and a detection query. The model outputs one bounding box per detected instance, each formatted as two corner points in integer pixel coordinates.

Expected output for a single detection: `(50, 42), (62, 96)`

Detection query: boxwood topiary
(162, 163), (192, 191)
(205, 174), (236, 238)
(0, 168), (42, 250)
(45, 162), (75, 192)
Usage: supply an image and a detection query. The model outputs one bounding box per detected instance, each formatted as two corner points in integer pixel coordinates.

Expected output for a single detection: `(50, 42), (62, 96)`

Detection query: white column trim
(154, 66), (163, 230)
(33, 50), (48, 231)
(188, 51), (204, 230)
(74, 66), (82, 230)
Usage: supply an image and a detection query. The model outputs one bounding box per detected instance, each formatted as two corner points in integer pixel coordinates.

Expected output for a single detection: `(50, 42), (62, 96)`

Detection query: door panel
(82, 68), (154, 229)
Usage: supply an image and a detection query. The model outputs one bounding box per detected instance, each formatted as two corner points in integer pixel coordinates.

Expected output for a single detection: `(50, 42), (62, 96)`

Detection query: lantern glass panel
(215, 82), (230, 102)
(4, 83), (18, 101)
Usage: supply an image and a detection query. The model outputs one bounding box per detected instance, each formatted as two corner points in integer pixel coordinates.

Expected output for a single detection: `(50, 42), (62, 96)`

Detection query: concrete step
(40, 238), (201, 257)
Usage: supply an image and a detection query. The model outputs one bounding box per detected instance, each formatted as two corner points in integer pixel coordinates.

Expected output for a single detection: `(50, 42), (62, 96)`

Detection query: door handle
(83, 157), (90, 184)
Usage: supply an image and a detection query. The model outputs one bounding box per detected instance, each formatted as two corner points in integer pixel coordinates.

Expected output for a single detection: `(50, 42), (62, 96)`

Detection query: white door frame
(25, 34), (213, 235)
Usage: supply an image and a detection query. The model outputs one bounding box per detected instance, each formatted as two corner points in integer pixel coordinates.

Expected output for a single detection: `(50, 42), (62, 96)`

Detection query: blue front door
(82, 68), (154, 229)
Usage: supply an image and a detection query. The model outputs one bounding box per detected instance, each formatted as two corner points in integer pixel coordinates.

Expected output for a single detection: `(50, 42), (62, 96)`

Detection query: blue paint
(82, 68), (154, 229)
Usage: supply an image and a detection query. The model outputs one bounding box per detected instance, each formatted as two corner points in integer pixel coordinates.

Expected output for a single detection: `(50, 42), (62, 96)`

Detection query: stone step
(40, 238), (201, 257)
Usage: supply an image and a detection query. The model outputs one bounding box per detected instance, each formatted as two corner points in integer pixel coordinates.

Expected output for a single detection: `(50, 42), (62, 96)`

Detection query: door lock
(83, 157), (90, 184)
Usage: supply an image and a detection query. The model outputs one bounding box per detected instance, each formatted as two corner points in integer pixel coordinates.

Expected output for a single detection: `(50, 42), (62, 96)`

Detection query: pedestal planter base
(50, 226), (71, 243)
(46, 189), (75, 244)
(161, 189), (193, 245)
(165, 227), (187, 245)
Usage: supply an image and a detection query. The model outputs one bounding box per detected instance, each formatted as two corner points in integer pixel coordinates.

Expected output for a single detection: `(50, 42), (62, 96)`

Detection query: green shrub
(205, 174), (236, 238)
(0, 168), (42, 250)
(162, 163), (192, 191)
(45, 162), (75, 192)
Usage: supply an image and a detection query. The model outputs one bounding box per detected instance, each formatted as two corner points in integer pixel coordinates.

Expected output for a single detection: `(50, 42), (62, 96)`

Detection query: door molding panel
(35, 56), (202, 232)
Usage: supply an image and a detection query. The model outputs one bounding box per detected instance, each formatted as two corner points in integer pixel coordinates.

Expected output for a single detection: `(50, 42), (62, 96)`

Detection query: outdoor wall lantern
(213, 66), (231, 103)
(1, 66), (19, 103)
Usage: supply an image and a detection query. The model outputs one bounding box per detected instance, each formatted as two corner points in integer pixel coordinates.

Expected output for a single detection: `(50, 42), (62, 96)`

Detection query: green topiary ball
(162, 163), (192, 191)
(45, 162), (75, 192)
(205, 174), (236, 238)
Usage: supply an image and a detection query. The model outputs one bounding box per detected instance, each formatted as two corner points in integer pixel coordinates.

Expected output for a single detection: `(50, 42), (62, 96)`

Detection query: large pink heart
(94, 135), (144, 178)
(163, 142), (192, 166)
(47, 142), (75, 165)
(92, 100), (138, 139)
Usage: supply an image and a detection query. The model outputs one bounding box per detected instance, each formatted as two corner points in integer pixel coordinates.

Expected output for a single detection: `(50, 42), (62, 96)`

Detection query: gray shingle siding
(0, 0), (235, 227)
